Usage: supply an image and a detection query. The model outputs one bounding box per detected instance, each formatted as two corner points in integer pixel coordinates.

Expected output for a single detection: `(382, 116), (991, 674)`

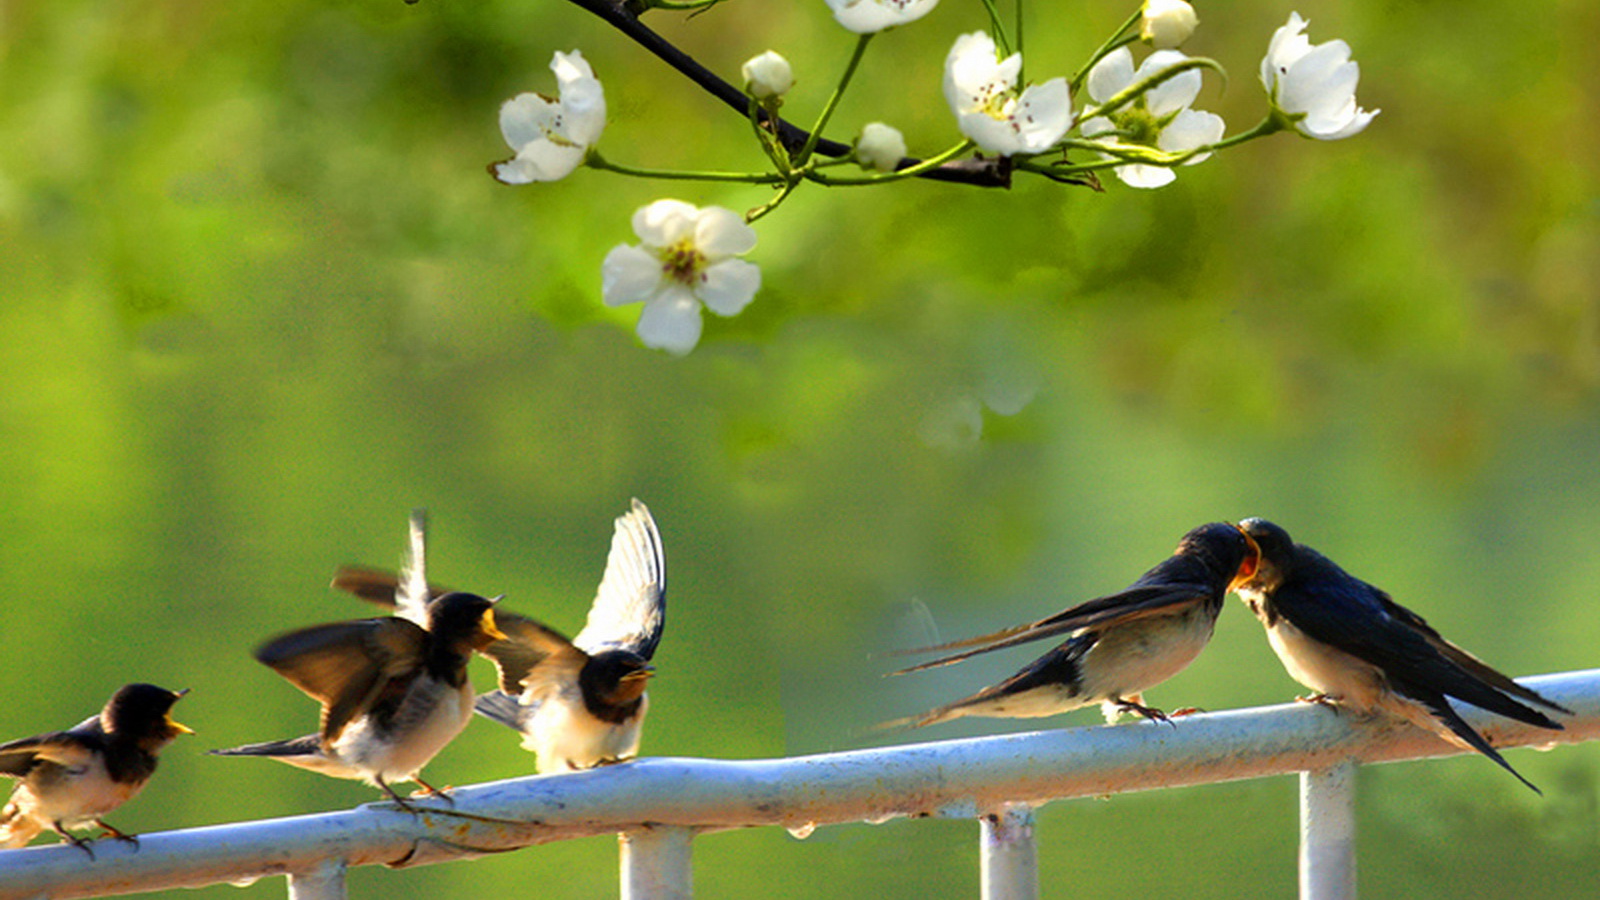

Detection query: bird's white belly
(23, 759), (140, 828)
(331, 678), (473, 782)
(524, 688), (646, 773)
(1077, 605), (1216, 701)
(1265, 618), (1383, 709)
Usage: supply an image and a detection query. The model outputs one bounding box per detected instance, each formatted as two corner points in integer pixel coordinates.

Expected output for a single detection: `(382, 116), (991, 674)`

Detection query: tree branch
(565, 0), (1013, 187)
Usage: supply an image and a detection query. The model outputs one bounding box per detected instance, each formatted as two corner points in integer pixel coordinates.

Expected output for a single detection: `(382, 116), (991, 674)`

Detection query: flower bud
(1141, 0), (1198, 50)
(741, 51), (794, 101)
(856, 122), (907, 173)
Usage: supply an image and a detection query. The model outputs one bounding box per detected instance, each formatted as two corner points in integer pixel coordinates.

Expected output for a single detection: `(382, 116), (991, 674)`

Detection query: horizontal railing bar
(3, 668), (1596, 900)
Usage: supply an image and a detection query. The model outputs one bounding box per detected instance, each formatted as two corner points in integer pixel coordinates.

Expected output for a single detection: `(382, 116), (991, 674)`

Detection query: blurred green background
(2, 0), (1598, 896)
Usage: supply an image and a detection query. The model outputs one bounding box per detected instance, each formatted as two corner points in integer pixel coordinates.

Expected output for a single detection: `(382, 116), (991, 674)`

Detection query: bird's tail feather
(208, 734), (323, 758)
(1393, 688), (1542, 794)
(473, 690), (528, 732)
(0, 801), (41, 848)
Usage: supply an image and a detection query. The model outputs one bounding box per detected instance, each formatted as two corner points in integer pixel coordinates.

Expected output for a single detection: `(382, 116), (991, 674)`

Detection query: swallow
(332, 499), (665, 774)
(881, 522), (1260, 730)
(0, 684), (191, 854)
(213, 512), (507, 806)
(1233, 517), (1571, 792)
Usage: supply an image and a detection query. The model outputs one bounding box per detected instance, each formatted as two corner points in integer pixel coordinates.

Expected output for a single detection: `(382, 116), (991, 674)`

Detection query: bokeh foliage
(1, 0), (1597, 897)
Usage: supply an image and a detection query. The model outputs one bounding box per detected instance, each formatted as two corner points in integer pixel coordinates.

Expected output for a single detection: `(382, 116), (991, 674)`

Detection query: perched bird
(332, 499), (666, 774)
(1234, 517), (1571, 792)
(213, 512), (507, 807)
(0, 684), (191, 853)
(882, 522), (1260, 730)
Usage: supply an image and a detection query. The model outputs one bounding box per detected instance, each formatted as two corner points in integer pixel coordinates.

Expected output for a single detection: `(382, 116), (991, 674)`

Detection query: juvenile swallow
(213, 513), (507, 806)
(332, 499), (666, 774)
(882, 522), (1260, 730)
(0, 684), (191, 853)
(1234, 517), (1571, 792)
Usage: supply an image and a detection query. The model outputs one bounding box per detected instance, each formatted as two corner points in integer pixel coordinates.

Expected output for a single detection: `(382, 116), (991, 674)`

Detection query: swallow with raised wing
(1, 684), (191, 853)
(1233, 517), (1570, 792)
(882, 522), (1260, 730)
(333, 500), (666, 774)
(213, 512), (506, 806)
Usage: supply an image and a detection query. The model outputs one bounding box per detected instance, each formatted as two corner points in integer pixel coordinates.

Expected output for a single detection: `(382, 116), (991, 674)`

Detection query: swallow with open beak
(882, 522), (1260, 730)
(0, 684), (191, 853)
(333, 500), (665, 774)
(1233, 517), (1571, 792)
(213, 512), (507, 806)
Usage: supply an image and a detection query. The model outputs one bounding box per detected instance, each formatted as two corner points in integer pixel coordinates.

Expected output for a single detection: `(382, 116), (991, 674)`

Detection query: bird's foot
(1115, 698), (1173, 726)
(95, 820), (139, 846)
(60, 832), (97, 860)
(1295, 693), (1340, 712)
(410, 778), (456, 806)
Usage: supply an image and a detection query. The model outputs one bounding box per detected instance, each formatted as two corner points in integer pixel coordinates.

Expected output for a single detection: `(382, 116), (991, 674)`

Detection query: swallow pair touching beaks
(325, 499), (666, 775)
(888, 517), (1569, 792)
(211, 511), (508, 807)
(0, 684), (191, 853)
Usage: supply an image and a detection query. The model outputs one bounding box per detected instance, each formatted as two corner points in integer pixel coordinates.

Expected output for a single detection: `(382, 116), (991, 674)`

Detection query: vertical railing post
(620, 826), (694, 900)
(1300, 760), (1358, 900)
(287, 857), (347, 900)
(979, 805), (1039, 900)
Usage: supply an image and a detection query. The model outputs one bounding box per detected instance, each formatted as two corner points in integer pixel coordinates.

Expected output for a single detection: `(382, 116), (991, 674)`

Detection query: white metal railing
(2, 668), (1597, 900)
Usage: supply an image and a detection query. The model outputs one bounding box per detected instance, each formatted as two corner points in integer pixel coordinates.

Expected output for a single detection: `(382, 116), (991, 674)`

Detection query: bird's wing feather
(1270, 573), (1563, 730)
(255, 618), (429, 742)
(481, 610), (586, 694)
(573, 499), (667, 659)
(1377, 594), (1573, 715)
(393, 508), (431, 627)
(0, 733), (95, 775)
(329, 512), (452, 617)
(886, 583), (1209, 676)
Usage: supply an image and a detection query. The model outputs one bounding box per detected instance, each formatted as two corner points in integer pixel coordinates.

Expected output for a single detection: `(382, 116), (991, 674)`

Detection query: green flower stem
(746, 180), (800, 224)
(1205, 115), (1285, 151)
(1071, 10), (1141, 92)
(809, 140), (977, 186)
(795, 33), (872, 168)
(587, 151), (785, 184)
(978, 0), (1012, 57)
(1079, 56), (1225, 122)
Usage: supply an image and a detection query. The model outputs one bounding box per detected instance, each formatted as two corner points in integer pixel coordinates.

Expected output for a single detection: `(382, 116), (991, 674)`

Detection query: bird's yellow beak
(1230, 525), (1262, 589)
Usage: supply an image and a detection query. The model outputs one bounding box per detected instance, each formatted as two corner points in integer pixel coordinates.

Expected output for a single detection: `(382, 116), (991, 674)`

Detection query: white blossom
(1261, 12), (1378, 140)
(825, 0), (939, 34)
(1141, 0), (1198, 50)
(943, 32), (1071, 156)
(856, 122), (907, 173)
(1080, 48), (1224, 189)
(492, 50), (606, 184)
(742, 51), (794, 101)
(601, 201), (761, 356)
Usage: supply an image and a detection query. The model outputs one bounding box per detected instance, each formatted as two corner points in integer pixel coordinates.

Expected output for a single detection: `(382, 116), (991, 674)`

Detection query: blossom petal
(1012, 78), (1072, 152)
(1086, 47), (1135, 104)
(632, 199), (700, 247)
(1115, 163), (1177, 189)
(1261, 11), (1312, 92)
(693, 207), (757, 259)
(601, 244), (663, 307)
(1159, 107), (1224, 162)
(499, 93), (559, 151)
(944, 32), (1017, 114)
(1141, 50), (1201, 117)
(492, 142), (586, 184)
(828, 0), (939, 34)
(698, 259), (761, 317)
(636, 288), (704, 355)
